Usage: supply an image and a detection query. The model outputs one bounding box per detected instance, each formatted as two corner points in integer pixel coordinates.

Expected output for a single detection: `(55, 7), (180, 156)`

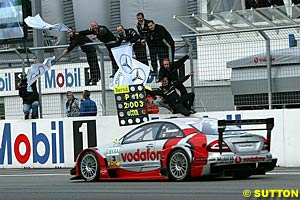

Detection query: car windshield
(187, 119), (247, 135)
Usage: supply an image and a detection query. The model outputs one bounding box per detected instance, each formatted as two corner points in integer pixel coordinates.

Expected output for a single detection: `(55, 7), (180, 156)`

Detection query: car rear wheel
(79, 151), (100, 182)
(167, 149), (191, 181)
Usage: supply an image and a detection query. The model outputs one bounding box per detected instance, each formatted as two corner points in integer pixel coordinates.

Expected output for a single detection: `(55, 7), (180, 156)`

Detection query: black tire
(167, 149), (191, 181)
(79, 151), (100, 182)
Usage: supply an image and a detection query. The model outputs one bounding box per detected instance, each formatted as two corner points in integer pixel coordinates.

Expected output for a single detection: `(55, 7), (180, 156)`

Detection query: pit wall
(0, 109), (299, 168)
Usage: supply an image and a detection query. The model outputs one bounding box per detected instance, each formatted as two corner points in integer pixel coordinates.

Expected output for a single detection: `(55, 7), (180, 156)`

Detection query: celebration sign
(114, 84), (149, 126)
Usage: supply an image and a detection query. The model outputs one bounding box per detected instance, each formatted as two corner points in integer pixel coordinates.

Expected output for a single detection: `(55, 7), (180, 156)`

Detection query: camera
(17, 74), (27, 88)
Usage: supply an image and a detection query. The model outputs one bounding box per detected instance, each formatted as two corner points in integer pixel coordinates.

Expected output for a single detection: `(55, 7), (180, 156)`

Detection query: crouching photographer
(17, 74), (39, 119)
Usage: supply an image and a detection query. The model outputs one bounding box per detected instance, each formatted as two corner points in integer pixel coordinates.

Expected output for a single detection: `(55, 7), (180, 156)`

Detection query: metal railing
(182, 27), (300, 111)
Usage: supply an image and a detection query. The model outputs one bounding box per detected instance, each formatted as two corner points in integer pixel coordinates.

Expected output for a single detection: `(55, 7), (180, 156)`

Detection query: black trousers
(133, 43), (148, 65)
(148, 45), (168, 73)
(176, 84), (188, 96)
(180, 92), (195, 110)
(86, 51), (101, 81)
(169, 93), (194, 116)
(173, 103), (190, 116)
(105, 43), (119, 74)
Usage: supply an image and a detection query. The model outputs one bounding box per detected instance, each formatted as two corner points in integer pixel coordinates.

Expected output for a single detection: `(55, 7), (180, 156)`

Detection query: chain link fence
(2, 28), (300, 119)
(0, 40), (190, 119)
(3, 28), (300, 118)
(186, 27), (300, 111)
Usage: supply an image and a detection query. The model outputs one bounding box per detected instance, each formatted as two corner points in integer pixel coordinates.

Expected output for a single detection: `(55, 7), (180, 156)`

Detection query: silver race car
(71, 117), (277, 181)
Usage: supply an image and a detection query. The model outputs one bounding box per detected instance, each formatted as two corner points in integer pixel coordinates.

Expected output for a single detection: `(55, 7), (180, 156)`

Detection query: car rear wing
(217, 118), (274, 154)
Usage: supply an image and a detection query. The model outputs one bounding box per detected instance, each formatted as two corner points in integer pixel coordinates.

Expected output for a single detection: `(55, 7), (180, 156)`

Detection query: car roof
(143, 117), (217, 127)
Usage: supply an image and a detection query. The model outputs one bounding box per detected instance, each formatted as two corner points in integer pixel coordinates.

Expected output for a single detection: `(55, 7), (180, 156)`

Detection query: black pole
(32, 0), (44, 118)
(22, 0), (30, 75)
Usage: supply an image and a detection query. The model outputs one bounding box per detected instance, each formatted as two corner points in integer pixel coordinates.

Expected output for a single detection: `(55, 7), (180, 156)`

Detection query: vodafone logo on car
(121, 148), (165, 162)
(235, 156), (266, 164)
(235, 156), (242, 164)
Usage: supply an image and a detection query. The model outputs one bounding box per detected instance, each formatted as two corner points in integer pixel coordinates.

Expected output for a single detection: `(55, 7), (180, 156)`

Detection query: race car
(70, 117), (277, 181)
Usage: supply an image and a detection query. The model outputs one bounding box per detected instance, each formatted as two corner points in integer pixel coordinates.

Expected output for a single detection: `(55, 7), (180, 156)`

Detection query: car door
(119, 122), (162, 172)
(154, 122), (185, 165)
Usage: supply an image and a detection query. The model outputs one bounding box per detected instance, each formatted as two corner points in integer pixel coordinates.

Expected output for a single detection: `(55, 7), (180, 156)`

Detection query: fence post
(163, 39), (172, 61)
(32, 0), (44, 118)
(183, 37), (195, 94)
(183, 36), (206, 112)
(13, 49), (25, 75)
(259, 31), (272, 110)
(98, 50), (106, 116)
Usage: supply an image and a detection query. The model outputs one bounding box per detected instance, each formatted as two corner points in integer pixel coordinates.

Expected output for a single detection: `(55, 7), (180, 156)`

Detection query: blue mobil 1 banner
(39, 63), (90, 93)
(0, 72), (12, 92)
(0, 63), (92, 96)
(0, 118), (100, 168)
(44, 67), (81, 88)
(0, 120), (67, 168)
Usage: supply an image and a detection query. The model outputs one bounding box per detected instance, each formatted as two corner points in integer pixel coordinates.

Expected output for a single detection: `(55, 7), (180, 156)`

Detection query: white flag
(112, 45), (150, 87)
(112, 67), (133, 87)
(131, 58), (150, 85)
(24, 14), (69, 32)
(112, 44), (133, 73)
(27, 56), (56, 88)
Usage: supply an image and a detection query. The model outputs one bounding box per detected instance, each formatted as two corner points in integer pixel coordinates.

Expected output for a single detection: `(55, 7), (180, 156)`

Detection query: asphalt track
(0, 167), (299, 200)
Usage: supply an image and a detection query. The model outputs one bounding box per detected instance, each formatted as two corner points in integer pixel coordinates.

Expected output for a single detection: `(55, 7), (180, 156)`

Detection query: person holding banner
(78, 21), (119, 78)
(116, 25), (149, 65)
(18, 75), (39, 120)
(62, 29), (101, 85)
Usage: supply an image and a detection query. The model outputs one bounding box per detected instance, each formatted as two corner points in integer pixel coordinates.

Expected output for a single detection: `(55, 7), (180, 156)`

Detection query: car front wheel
(79, 151), (100, 182)
(167, 149), (191, 181)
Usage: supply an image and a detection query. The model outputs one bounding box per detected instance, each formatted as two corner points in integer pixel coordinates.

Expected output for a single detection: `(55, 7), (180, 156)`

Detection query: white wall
(73, 0), (110, 31)
(120, 0), (187, 40)
(41, 0), (66, 44)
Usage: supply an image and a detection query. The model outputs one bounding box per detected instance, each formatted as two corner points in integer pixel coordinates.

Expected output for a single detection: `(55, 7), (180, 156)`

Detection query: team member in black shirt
(146, 72), (195, 116)
(116, 25), (148, 65)
(136, 12), (151, 42)
(157, 54), (190, 96)
(62, 29), (100, 85)
(147, 20), (175, 76)
(18, 76), (39, 119)
(78, 21), (118, 78)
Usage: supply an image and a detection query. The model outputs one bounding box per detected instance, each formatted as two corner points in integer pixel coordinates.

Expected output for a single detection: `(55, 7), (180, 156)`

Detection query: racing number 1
(79, 122), (88, 149)
(73, 120), (97, 162)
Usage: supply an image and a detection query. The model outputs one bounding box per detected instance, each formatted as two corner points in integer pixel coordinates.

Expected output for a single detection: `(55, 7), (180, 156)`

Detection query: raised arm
(174, 72), (194, 86)
(172, 55), (189, 71)
(77, 29), (93, 36)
